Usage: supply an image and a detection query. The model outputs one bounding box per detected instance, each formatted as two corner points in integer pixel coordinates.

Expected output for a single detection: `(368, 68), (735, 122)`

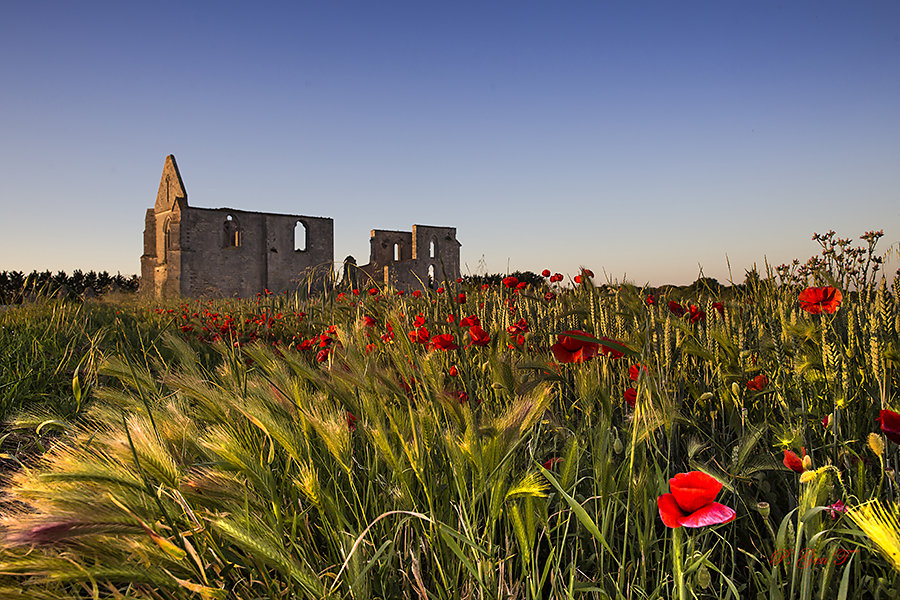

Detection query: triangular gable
(154, 154), (188, 213)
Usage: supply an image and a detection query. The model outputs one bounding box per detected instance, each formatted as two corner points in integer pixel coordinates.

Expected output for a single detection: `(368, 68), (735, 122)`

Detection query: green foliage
(0, 231), (898, 598)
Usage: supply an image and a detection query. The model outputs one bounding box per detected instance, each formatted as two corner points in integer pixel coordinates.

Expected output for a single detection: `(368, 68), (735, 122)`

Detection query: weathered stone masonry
(141, 155), (460, 298)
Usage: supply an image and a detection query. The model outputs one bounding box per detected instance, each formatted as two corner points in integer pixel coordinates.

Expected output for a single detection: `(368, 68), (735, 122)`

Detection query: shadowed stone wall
(141, 155), (333, 298)
(358, 225), (461, 291)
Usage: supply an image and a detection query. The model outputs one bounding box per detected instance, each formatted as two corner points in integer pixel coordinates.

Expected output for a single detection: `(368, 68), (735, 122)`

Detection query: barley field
(0, 231), (898, 599)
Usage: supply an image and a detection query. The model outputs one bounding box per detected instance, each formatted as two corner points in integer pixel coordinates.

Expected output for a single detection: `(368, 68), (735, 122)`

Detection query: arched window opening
(163, 218), (172, 261)
(294, 221), (308, 252)
(429, 239), (436, 259)
(393, 243), (400, 262)
(224, 214), (241, 248)
(427, 264), (435, 288)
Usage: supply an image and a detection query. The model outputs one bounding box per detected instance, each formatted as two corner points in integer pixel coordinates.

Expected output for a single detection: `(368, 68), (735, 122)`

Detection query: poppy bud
(802, 455), (812, 470)
(613, 437), (623, 454)
(756, 502), (770, 518)
(695, 564), (711, 589)
(731, 382), (741, 398)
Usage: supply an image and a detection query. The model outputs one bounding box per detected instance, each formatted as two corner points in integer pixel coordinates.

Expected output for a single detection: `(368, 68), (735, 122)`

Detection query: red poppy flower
(624, 387), (637, 408)
(502, 276), (519, 288)
(551, 273), (563, 283)
(414, 314), (426, 327)
(508, 334), (525, 349)
(711, 302), (724, 317)
(746, 374), (768, 391)
(469, 325), (490, 347)
(430, 334), (459, 351)
(365, 343), (377, 354)
(582, 269), (594, 278)
(823, 414), (831, 429)
(574, 275), (582, 284)
(646, 294), (656, 305)
(668, 301), (685, 317)
(456, 277), (463, 283)
(657, 471), (735, 528)
(347, 411), (358, 431)
(362, 315), (377, 327)
(783, 449), (806, 473)
(542, 457), (563, 469)
(368, 288), (379, 296)
(412, 290), (422, 299)
(878, 409), (900, 444)
(481, 283), (490, 291)
(409, 327), (430, 344)
(459, 314), (480, 328)
(600, 337), (625, 360)
(507, 318), (529, 335)
(542, 269), (551, 277)
(352, 289), (360, 296)
(688, 304), (706, 324)
(551, 330), (600, 364)
(448, 365), (458, 377)
(436, 287), (445, 294)
(316, 348), (330, 363)
(457, 293), (467, 304)
(798, 287), (842, 314)
(544, 292), (556, 301)
(629, 364), (647, 381)
(515, 281), (527, 290)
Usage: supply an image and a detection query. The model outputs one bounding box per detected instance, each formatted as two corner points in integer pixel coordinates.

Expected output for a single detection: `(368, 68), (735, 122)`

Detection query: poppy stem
(672, 526), (687, 600)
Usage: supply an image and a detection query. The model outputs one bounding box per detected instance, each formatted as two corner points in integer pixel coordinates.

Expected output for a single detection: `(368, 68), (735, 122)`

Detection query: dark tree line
(0, 270), (139, 303)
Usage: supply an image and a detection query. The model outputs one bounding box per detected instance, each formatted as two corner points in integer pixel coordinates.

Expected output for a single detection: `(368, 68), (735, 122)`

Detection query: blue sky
(2, 1), (898, 285)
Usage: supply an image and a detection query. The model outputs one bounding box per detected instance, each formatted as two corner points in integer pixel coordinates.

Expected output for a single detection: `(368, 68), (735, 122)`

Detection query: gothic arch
(294, 220), (308, 252)
(223, 214), (242, 248)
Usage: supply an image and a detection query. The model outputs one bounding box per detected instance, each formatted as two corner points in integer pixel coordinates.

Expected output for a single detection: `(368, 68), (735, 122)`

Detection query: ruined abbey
(141, 155), (460, 298)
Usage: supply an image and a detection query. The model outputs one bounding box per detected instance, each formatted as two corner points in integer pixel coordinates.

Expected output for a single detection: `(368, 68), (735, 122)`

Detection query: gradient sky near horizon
(2, 1), (899, 286)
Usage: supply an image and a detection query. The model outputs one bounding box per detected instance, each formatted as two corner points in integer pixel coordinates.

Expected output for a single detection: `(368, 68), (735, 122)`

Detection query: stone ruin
(141, 155), (460, 298)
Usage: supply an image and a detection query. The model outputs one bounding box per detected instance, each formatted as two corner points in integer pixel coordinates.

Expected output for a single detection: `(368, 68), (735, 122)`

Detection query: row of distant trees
(0, 270), (139, 303)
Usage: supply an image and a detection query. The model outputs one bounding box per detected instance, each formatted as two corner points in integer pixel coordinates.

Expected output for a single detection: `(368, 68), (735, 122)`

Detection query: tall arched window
(294, 221), (308, 252)
(427, 264), (435, 288)
(163, 218), (172, 261)
(429, 239), (436, 259)
(223, 214), (241, 248)
(393, 243), (400, 262)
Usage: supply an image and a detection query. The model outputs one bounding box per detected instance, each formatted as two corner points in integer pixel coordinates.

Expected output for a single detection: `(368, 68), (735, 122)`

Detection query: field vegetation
(0, 230), (898, 599)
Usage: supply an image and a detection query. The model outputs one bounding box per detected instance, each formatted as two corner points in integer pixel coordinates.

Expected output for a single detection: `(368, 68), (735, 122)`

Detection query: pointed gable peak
(155, 154), (188, 213)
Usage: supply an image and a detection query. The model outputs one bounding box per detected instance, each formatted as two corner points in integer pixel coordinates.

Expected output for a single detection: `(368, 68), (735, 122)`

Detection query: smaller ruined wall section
(179, 208), (267, 298)
(368, 230), (414, 268)
(264, 214), (334, 293)
(357, 225), (461, 292)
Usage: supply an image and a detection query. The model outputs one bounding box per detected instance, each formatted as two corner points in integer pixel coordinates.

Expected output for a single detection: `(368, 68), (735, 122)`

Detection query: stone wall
(142, 155), (459, 298)
(358, 225), (461, 291)
(142, 155), (334, 298)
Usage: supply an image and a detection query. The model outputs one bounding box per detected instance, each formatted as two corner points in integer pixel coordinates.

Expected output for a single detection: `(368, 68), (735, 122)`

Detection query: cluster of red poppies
(542, 269), (564, 283)
(667, 300), (706, 323)
(159, 303), (307, 347)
